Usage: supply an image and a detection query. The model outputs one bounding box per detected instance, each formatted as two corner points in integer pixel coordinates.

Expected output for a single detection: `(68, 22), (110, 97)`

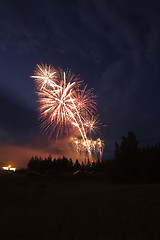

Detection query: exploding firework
(31, 64), (58, 90)
(83, 115), (101, 136)
(74, 85), (97, 116)
(71, 137), (104, 159)
(32, 64), (104, 159)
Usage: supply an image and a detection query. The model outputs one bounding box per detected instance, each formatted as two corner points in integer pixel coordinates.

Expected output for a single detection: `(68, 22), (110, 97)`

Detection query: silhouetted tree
(107, 131), (141, 182)
(95, 159), (103, 171)
(81, 161), (85, 172)
(69, 158), (73, 171)
(86, 158), (91, 172)
(91, 161), (96, 170)
(73, 159), (81, 171)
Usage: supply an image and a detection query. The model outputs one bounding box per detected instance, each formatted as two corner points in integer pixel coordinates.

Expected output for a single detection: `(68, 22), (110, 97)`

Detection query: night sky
(0, 0), (160, 167)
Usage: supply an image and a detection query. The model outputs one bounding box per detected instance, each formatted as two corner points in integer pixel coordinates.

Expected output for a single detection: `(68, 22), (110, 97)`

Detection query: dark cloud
(0, 88), (38, 144)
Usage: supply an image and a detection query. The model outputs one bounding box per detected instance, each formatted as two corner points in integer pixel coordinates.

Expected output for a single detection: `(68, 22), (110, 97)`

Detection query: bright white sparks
(32, 64), (104, 159)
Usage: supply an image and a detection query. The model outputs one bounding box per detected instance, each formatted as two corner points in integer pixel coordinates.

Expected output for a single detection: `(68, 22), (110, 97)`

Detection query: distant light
(10, 168), (16, 171)
(2, 165), (16, 171)
(2, 167), (8, 170)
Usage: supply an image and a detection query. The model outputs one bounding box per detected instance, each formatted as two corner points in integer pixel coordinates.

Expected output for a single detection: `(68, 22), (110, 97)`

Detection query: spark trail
(31, 64), (104, 159)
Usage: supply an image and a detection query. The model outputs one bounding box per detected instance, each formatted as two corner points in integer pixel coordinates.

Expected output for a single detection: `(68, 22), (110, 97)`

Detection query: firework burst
(32, 64), (104, 159)
(74, 85), (97, 116)
(31, 64), (58, 90)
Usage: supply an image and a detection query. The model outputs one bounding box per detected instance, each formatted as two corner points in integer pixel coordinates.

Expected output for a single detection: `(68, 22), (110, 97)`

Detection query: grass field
(0, 174), (160, 240)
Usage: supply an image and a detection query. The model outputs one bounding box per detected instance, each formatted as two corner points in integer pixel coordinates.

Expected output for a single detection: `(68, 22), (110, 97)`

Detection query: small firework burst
(31, 64), (58, 90)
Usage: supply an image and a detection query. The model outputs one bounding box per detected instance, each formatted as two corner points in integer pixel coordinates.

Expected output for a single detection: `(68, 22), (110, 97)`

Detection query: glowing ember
(31, 64), (104, 159)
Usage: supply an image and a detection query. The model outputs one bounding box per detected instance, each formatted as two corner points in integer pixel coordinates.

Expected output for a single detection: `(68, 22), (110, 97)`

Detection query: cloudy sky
(0, 0), (160, 167)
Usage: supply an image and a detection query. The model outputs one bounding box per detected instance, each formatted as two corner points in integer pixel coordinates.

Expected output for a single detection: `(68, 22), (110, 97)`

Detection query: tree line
(28, 131), (160, 182)
(28, 155), (103, 174)
(105, 131), (160, 183)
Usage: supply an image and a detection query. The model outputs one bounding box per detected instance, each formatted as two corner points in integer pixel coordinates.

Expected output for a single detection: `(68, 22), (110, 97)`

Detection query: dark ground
(0, 174), (160, 240)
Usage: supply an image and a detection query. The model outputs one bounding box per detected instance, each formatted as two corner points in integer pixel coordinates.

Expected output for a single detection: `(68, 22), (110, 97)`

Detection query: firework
(73, 85), (97, 116)
(71, 137), (104, 159)
(31, 64), (58, 90)
(32, 64), (104, 159)
(83, 115), (101, 136)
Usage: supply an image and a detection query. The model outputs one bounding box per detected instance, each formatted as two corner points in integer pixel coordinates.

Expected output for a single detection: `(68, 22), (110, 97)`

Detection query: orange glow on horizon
(0, 139), (88, 168)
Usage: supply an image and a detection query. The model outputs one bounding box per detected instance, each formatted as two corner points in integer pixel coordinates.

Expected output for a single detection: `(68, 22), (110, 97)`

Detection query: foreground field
(0, 175), (160, 240)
